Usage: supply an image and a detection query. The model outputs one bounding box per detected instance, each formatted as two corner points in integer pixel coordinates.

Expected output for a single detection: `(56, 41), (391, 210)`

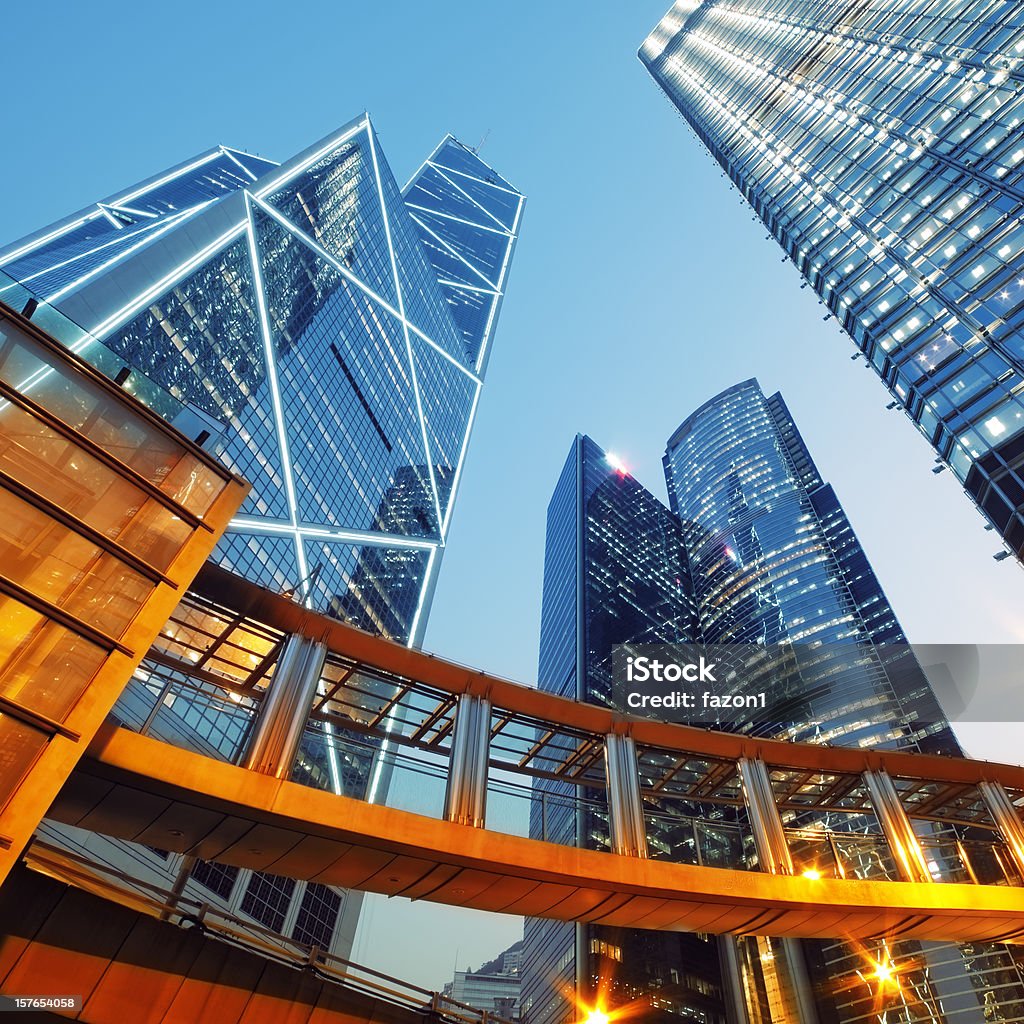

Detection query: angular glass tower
(641, 2), (1024, 565)
(1, 116), (523, 963)
(0, 116), (524, 646)
(522, 434), (725, 1024)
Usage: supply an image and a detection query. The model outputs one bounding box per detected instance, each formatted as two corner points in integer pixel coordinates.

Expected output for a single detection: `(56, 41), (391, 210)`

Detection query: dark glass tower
(0, 117), (524, 646)
(641, 2), (1024, 566)
(522, 434), (725, 1024)
(526, 389), (1024, 1024)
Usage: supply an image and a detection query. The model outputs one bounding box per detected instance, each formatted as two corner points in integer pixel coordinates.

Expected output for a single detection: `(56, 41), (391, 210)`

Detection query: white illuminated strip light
(366, 119), (447, 545)
(243, 194), (312, 596)
(429, 164), (513, 233)
(407, 212), (499, 291)
(246, 193), (480, 386)
(43, 206), (211, 305)
(229, 516), (438, 551)
(88, 220), (248, 340)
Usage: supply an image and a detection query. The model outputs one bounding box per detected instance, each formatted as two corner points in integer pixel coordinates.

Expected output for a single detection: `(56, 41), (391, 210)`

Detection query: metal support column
(980, 780), (1024, 879)
(738, 757), (793, 875)
(603, 732), (648, 859)
(242, 634), (327, 779)
(863, 769), (932, 883)
(444, 694), (492, 828)
(735, 758), (821, 1024)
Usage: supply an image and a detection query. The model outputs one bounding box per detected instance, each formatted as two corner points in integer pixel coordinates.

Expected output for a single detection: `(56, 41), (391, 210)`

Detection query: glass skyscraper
(522, 434), (725, 1024)
(0, 115), (524, 646)
(525, 388), (1024, 1024)
(664, 379), (954, 754)
(1, 115), (523, 961)
(641, 1), (1024, 566)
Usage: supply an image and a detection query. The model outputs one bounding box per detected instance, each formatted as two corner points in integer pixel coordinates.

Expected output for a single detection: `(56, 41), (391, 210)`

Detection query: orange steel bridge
(43, 564), (1024, 947)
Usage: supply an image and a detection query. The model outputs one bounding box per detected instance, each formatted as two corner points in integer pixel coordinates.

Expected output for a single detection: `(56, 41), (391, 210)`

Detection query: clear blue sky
(5, 0), (1024, 991)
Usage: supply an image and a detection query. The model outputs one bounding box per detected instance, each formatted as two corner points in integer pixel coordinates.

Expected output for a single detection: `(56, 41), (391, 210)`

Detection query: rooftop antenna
(471, 129), (491, 154)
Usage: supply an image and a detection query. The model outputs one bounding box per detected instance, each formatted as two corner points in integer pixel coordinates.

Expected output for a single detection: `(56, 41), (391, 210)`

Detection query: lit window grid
(644, 1), (1024, 501)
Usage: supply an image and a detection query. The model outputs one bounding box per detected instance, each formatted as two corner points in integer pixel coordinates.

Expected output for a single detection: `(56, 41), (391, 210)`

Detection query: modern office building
(522, 434), (726, 1024)
(0, 116), (523, 959)
(665, 378), (1024, 1024)
(0, 114), (523, 646)
(641, 2), (1024, 565)
(524, 388), (1024, 1023)
(444, 941), (523, 1021)
(664, 378), (954, 754)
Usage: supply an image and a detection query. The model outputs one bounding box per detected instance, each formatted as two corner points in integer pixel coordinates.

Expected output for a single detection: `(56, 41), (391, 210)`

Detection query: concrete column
(242, 634), (327, 779)
(979, 780), (1024, 879)
(603, 733), (648, 859)
(444, 693), (492, 827)
(862, 769), (932, 883)
(738, 757), (793, 875)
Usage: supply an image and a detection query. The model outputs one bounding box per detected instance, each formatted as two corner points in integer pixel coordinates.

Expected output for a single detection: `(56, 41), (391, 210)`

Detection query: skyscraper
(1, 116), (523, 960)
(641, 2), (1024, 565)
(0, 116), (524, 645)
(664, 379), (954, 754)
(525, 387), (1024, 1024)
(522, 434), (726, 1024)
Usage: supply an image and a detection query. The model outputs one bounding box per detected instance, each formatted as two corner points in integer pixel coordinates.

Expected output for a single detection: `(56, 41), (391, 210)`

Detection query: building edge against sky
(640, 1), (1024, 568)
(0, 114), (524, 963)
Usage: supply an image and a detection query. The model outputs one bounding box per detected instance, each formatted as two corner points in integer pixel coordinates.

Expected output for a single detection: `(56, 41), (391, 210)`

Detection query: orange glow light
(802, 868), (822, 880)
(585, 1013), (610, 1024)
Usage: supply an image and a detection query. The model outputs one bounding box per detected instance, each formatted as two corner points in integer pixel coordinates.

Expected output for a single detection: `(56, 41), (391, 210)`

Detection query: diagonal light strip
(365, 120), (446, 560)
(435, 279), (499, 295)
(98, 206), (125, 230)
(253, 118), (369, 202)
(474, 194), (525, 374)
(429, 160), (520, 196)
(439, 381), (482, 541)
(431, 165), (511, 233)
(247, 192), (481, 385)
(405, 201), (509, 236)
(220, 146), (260, 182)
(41, 207), (206, 304)
(87, 219), (247, 339)
(244, 194), (311, 597)
(408, 211), (500, 290)
(229, 516), (439, 551)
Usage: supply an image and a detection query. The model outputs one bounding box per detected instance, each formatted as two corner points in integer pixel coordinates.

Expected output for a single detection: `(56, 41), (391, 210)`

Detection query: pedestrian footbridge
(46, 565), (1024, 946)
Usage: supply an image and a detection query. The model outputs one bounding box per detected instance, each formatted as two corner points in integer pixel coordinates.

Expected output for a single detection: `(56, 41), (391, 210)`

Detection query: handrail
(24, 839), (514, 1024)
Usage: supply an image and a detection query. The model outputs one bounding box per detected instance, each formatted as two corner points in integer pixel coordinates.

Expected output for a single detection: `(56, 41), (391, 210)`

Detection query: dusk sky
(5, 0), (1024, 991)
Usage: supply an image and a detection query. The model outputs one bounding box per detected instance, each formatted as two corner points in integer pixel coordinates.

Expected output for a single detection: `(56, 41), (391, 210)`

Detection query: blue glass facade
(641, 1), (1024, 566)
(526, 392), (1024, 1024)
(661, 380), (1022, 1024)
(0, 119), (524, 646)
(523, 435), (723, 1024)
(664, 379), (953, 752)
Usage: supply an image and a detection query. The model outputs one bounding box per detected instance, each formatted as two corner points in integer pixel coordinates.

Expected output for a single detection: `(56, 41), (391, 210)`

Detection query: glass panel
(0, 594), (107, 721)
(0, 489), (153, 638)
(0, 320), (213, 511)
(0, 399), (193, 572)
(0, 712), (48, 808)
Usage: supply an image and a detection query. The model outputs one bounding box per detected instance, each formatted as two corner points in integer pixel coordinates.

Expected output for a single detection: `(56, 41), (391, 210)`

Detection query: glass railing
(0, 268), (197, 427)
